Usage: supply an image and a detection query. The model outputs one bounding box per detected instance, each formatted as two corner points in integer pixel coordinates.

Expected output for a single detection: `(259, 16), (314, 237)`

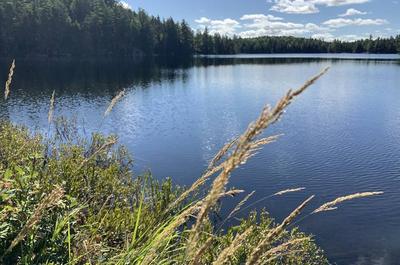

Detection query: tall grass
(4, 59), (15, 100)
(0, 61), (384, 264)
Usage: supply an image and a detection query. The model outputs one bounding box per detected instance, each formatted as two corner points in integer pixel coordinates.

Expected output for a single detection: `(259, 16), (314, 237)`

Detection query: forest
(1, 0), (400, 58)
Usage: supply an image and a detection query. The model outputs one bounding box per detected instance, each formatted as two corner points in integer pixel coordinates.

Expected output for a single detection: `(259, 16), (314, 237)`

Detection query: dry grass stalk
(190, 237), (215, 265)
(186, 67), (329, 258)
(78, 137), (117, 170)
(144, 188), (245, 265)
(208, 138), (238, 171)
(246, 195), (314, 265)
(170, 135), (278, 213)
(4, 186), (64, 254)
(232, 186), (307, 219)
(142, 201), (203, 265)
(104, 90), (125, 117)
(274, 187), (306, 196)
(223, 189), (244, 197)
(168, 162), (225, 211)
(4, 59), (15, 100)
(213, 226), (253, 265)
(260, 238), (309, 264)
(313, 191), (384, 214)
(249, 135), (281, 151)
(227, 191), (255, 219)
(169, 135), (279, 213)
(48, 90), (56, 124)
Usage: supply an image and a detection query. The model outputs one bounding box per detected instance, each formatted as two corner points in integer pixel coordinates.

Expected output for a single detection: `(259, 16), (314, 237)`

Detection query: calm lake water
(1, 54), (400, 264)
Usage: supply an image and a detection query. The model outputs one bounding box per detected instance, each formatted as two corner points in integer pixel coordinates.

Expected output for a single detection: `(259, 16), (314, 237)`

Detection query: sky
(122, 0), (400, 41)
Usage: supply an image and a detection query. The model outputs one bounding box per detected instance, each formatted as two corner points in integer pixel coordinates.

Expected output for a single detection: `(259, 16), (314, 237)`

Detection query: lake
(1, 54), (400, 264)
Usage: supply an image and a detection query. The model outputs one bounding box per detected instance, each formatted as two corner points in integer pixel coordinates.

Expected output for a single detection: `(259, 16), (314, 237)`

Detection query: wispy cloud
(240, 14), (283, 21)
(339, 8), (367, 17)
(337, 34), (366, 41)
(268, 0), (370, 14)
(239, 14), (329, 37)
(315, 0), (370, 6)
(269, 0), (319, 14)
(195, 17), (241, 35)
(323, 18), (388, 28)
(312, 32), (335, 41)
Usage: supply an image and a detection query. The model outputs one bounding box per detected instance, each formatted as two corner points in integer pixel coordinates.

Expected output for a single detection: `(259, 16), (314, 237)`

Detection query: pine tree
(396, 35), (400, 53)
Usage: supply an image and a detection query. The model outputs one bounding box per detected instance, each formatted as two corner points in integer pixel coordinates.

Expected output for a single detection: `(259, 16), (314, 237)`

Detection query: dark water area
(1, 54), (400, 264)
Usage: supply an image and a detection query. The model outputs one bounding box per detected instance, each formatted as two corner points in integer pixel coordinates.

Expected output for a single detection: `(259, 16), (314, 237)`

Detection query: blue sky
(122, 0), (400, 41)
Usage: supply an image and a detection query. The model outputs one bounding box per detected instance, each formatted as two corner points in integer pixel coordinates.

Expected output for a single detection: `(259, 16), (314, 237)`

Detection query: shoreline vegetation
(0, 61), (385, 264)
(1, 0), (400, 59)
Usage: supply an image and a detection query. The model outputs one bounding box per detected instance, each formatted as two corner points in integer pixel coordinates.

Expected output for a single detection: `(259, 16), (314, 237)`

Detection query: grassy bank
(0, 121), (328, 264)
(0, 62), (383, 264)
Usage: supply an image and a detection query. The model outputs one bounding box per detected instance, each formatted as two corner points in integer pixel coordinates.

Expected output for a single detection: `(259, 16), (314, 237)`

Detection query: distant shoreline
(1, 53), (399, 63)
(198, 53), (400, 60)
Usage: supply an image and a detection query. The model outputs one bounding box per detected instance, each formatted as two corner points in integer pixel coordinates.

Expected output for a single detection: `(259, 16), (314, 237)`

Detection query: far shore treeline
(1, 0), (400, 59)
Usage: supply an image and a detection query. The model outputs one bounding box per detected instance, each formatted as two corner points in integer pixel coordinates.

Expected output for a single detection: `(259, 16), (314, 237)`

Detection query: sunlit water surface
(1, 54), (400, 264)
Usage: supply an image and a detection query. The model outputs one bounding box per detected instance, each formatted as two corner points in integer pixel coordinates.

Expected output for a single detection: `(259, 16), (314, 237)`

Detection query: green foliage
(0, 122), (181, 264)
(194, 33), (400, 54)
(0, 122), (328, 264)
(0, 0), (194, 58)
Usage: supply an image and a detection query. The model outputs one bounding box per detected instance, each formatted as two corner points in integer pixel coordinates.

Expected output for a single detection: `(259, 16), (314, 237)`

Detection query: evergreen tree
(179, 21), (194, 56)
(0, 0), (398, 58)
(396, 35), (400, 53)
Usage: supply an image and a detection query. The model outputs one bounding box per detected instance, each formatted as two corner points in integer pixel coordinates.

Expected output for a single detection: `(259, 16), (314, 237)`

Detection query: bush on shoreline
(0, 121), (328, 264)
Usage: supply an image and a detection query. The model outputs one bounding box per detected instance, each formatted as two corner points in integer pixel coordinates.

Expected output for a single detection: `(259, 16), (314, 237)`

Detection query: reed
(104, 90), (125, 117)
(77, 136), (117, 170)
(212, 226), (253, 265)
(186, 67), (329, 258)
(261, 238), (309, 264)
(274, 187), (306, 196)
(313, 191), (384, 214)
(141, 202), (203, 265)
(227, 191), (255, 220)
(191, 237), (215, 265)
(229, 187), (307, 221)
(48, 90), (56, 124)
(246, 195), (315, 265)
(4, 59), (15, 100)
(207, 137), (238, 171)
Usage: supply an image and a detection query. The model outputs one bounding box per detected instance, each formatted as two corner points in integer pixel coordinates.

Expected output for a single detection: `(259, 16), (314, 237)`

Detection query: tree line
(194, 30), (400, 54)
(0, 0), (194, 58)
(1, 0), (399, 58)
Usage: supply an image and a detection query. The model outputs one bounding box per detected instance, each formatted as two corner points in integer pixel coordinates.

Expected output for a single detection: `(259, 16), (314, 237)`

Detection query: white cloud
(339, 8), (367, 17)
(195, 17), (211, 24)
(239, 14), (330, 37)
(195, 17), (241, 36)
(195, 10), (391, 40)
(323, 18), (389, 28)
(269, 0), (319, 14)
(119, 1), (132, 10)
(314, 0), (370, 6)
(312, 32), (335, 41)
(240, 14), (283, 21)
(337, 34), (365, 41)
(269, 0), (370, 14)
(305, 23), (329, 31)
